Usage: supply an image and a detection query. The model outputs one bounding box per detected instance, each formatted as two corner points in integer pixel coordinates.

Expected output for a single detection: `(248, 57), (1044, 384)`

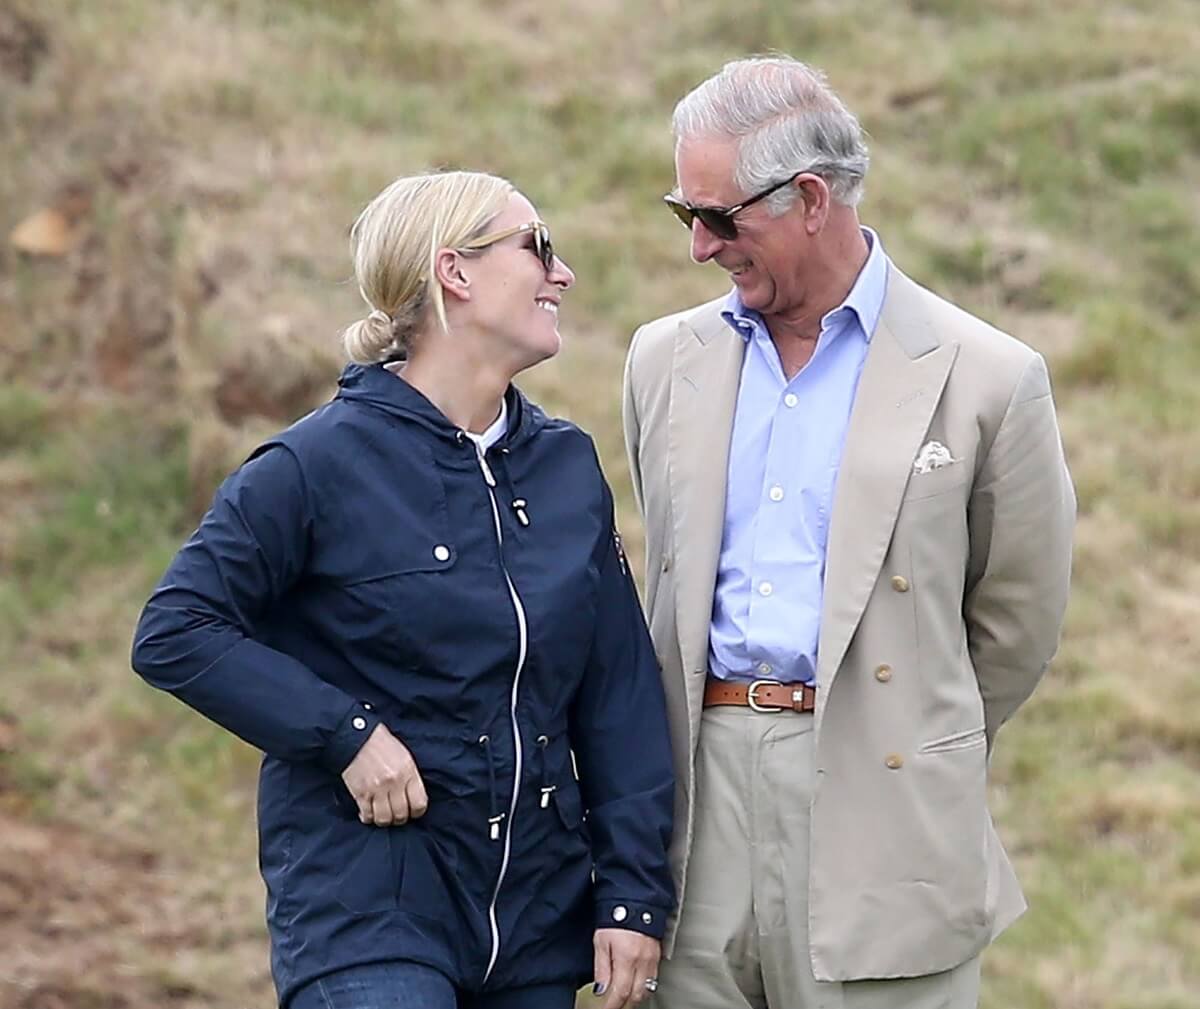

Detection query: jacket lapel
(667, 303), (745, 721)
(816, 269), (959, 700)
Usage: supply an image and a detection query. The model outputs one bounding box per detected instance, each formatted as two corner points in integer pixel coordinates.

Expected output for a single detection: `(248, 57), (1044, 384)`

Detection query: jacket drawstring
(496, 447), (531, 528)
(534, 734), (556, 809)
(478, 734), (505, 840)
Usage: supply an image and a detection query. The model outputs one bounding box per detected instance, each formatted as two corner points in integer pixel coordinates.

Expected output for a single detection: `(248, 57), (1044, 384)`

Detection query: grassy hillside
(2, 1), (1199, 1006)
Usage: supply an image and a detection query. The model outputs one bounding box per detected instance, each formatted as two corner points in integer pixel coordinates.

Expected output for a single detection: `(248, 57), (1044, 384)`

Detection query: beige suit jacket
(622, 265), (1075, 981)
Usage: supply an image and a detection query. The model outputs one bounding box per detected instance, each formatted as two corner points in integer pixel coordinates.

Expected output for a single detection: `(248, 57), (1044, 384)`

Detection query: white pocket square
(913, 440), (956, 475)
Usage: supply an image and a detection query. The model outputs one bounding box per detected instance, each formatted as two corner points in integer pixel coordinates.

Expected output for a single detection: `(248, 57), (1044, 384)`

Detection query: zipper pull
(512, 498), (530, 526)
(539, 785), (557, 809)
(488, 813), (505, 841)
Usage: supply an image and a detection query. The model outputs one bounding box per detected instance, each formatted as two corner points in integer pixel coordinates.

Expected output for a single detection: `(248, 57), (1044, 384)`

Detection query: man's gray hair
(672, 56), (870, 211)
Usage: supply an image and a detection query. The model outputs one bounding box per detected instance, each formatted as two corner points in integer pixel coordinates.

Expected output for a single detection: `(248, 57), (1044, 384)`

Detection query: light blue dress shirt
(709, 228), (889, 685)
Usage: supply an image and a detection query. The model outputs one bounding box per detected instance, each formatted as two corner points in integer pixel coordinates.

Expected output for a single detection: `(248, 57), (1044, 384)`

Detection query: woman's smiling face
(458, 192), (576, 373)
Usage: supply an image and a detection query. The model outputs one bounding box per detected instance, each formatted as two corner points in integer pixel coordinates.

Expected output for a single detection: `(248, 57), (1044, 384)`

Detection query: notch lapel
(816, 270), (959, 707)
(667, 306), (745, 732)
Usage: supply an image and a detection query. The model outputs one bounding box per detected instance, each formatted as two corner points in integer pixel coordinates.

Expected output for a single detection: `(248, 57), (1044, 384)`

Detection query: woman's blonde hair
(341, 171), (514, 364)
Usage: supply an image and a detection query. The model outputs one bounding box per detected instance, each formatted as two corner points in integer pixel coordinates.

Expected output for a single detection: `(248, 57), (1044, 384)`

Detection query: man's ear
(796, 174), (831, 234)
(434, 248), (472, 303)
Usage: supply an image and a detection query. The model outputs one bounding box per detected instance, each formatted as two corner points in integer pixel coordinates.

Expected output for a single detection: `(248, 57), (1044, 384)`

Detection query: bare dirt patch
(3, 812), (167, 1007)
(0, 803), (272, 1009)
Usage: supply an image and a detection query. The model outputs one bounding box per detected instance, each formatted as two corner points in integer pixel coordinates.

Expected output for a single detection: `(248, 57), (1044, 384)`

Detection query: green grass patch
(0, 385), (50, 449)
(7, 412), (189, 614)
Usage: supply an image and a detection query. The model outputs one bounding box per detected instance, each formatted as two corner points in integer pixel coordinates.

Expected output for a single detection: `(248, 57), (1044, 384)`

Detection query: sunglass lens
(535, 226), (554, 272)
(696, 209), (738, 241)
(666, 200), (695, 231)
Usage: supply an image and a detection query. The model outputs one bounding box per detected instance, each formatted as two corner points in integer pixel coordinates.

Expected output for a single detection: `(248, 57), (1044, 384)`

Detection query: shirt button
(758, 581), (773, 597)
(433, 545), (451, 562)
(642, 911), (653, 925)
(612, 905), (628, 923)
(891, 575), (909, 593)
(352, 717), (367, 731)
(875, 665), (893, 683)
(758, 662), (772, 675)
(769, 485), (784, 502)
(784, 393), (799, 408)
(885, 754), (904, 770)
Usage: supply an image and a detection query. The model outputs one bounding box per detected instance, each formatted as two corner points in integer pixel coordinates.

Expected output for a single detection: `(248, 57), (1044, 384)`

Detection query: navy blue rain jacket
(131, 364), (675, 1005)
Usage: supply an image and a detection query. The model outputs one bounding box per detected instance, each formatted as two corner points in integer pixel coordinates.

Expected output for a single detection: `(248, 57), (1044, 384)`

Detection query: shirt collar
(719, 226), (889, 343)
(462, 396), (508, 450)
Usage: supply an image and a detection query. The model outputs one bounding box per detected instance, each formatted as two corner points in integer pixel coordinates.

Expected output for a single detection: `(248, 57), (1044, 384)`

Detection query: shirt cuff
(321, 701), (383, 774)
(594, 899), (669, 940)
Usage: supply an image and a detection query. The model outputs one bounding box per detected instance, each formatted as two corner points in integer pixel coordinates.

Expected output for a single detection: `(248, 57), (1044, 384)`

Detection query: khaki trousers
(655, 706), (981, 1009)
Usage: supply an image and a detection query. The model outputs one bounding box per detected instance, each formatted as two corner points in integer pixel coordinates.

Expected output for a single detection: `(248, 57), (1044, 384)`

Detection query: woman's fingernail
(593, 982), (607, 995)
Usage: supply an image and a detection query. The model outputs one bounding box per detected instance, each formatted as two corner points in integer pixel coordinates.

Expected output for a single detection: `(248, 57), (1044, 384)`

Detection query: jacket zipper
(472, 439), (529, 984)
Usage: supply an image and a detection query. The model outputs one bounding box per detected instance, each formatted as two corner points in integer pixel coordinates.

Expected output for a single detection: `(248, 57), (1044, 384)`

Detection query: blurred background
(2, 1), (1199, 1006)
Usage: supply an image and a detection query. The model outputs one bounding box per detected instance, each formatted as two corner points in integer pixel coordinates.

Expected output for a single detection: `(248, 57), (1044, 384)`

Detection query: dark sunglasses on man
(663, 169), (808, 241)
(460, 220), (556, 273)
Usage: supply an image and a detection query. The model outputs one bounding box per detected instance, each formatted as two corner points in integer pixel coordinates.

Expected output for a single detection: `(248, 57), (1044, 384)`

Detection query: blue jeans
(289, 961), (577, 1009)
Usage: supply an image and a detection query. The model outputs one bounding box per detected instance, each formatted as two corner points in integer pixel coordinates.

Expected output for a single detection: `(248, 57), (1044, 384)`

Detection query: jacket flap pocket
(918, 725), (986, 754)
(551, 783), (584, 830)
(342, 539), (458, 583)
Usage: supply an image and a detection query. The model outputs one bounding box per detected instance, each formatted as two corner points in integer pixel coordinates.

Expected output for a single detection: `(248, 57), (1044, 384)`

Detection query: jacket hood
(335, 363), (550, 447)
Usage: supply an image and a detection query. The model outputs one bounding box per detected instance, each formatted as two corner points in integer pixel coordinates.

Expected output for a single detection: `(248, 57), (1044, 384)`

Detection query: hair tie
(368, 308), (393, 329)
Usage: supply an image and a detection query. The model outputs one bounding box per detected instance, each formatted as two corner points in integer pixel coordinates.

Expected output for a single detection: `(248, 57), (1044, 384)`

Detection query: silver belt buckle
(747, 678), (784, 713)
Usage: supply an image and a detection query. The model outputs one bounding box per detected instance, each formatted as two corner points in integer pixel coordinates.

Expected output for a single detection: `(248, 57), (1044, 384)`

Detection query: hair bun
(342, 309), (398, 364)
(367, 308), (393, 331)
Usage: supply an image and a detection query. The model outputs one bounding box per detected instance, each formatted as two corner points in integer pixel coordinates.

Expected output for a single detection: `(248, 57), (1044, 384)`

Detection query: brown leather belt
(703, 676), (816, 714)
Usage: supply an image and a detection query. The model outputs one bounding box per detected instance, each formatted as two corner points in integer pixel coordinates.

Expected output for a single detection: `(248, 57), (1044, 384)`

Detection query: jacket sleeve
(130, 443), (381, 773)
(569, 477), (676, 939)
(965, 354), (1076, 749)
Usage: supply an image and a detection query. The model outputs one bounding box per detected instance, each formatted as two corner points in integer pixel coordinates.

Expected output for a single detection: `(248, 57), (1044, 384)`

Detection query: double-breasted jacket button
(891, 575), (910, 593)
(885, 753), (904, 770)
(875, 664), (893, 683)
(433, 545), (451, 562)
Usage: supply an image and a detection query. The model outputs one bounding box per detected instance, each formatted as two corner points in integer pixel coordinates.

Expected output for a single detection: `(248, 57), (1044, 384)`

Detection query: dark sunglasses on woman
(460, 220), (556, 273)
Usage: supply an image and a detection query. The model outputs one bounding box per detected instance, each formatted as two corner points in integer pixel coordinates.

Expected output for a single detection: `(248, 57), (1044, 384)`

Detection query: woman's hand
(593, 928), (661, 1008)
(340, 723), (429, 826)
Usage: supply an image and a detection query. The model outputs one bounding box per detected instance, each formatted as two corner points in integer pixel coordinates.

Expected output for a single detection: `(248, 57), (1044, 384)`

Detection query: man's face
(673, 135), (810, 316)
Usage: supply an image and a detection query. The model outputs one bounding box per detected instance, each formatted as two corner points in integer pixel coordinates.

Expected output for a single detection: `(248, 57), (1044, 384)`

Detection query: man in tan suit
(622, 56), (1074, 1009)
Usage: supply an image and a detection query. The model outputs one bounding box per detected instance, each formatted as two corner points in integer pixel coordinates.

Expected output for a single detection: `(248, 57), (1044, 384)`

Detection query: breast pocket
(326, 531), (460, 656)
(343, 537), (459, 584)
(902, 461), (970, 503)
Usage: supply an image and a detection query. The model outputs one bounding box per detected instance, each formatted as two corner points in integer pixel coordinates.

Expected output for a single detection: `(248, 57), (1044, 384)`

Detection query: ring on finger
(644, 978), (658, 993)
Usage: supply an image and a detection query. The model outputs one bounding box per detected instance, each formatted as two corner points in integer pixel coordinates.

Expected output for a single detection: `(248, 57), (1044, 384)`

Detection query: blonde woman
(132, 172), (673, 1009)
